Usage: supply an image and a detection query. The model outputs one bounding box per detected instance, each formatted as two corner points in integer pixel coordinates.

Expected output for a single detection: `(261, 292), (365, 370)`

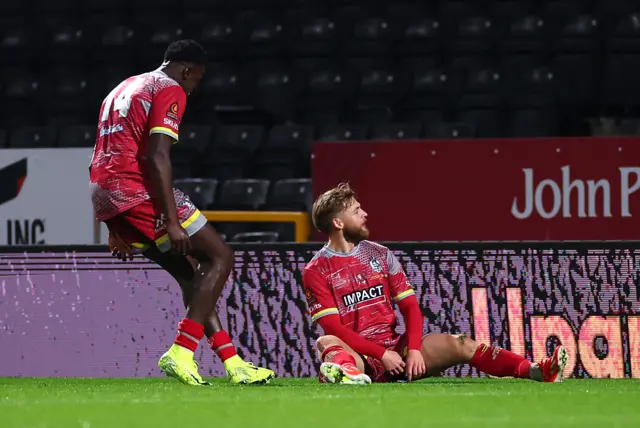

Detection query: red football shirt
(89, 70), (187, 221)
(302, 240), (415, 348)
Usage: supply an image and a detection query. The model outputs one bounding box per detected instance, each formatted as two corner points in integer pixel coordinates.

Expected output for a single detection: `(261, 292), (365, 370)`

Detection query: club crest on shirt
(304, 287), (316, 304)
(370, 257), (383, 273)
(166, 102), (180, 120)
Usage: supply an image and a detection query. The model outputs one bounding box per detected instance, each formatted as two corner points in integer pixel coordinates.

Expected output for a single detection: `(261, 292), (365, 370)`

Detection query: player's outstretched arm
(397, 296), (426, 380)
(387, 250), (426, 380)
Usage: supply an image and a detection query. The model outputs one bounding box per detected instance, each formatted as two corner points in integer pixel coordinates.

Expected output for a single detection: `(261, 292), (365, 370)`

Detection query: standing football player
(302, 183), (568, 384)
(90, 39), (275, 386)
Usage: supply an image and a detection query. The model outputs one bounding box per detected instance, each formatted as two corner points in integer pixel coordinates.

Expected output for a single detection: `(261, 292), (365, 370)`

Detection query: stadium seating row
(174, 177), (312, 211)
(2, 116), (569, 181)
(173, 177), (312, 242)
(2, 1), (639, 60)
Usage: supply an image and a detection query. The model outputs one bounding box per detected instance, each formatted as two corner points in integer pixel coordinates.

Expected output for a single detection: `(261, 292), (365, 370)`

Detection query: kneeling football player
(302, 183), (568, 384)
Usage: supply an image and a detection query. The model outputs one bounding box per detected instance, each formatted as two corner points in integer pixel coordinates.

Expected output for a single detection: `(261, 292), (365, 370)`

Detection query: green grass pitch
(1, 377), (639, 428)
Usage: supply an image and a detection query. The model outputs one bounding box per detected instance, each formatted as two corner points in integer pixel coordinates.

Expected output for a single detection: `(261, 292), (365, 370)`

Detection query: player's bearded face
(340, 200), (369, 243)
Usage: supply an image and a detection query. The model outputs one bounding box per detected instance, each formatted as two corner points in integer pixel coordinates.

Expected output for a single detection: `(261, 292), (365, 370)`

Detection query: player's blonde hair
(311, 182), (357, 234)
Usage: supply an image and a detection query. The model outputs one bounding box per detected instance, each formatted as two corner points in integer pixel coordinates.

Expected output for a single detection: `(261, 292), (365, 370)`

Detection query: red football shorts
(362, 334), (409, 383)
(105, 188), (207, 253)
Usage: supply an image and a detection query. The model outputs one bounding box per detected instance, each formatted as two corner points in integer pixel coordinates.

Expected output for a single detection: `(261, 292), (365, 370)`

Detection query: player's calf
(421, 333), (568, 382)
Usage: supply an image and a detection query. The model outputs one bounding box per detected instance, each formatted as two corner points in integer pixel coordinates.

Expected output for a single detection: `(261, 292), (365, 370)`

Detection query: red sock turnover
(321, 345), (357, 367)
(174, 318), (205, 353)
(469, 344), (531, 378)
(208, 330), (238, 362)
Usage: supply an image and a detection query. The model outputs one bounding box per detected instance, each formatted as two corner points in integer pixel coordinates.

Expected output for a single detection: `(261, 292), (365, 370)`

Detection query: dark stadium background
(1, 0), (639, 242)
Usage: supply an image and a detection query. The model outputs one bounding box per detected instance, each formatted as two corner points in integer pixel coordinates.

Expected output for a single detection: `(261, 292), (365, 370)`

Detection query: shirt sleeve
(318, 315), (388, 360)
(148, 85), (187, 143)
(387, 250), (415, 303)
(302, 268), (339, 322)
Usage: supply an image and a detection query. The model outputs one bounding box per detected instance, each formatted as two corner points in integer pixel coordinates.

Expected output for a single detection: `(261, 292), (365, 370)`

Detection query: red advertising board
(311, 137), (640, 241)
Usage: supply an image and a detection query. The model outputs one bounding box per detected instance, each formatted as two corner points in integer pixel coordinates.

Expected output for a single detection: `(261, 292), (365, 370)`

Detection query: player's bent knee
(452, 333), (478, 361)
(316, 335), (341, 352)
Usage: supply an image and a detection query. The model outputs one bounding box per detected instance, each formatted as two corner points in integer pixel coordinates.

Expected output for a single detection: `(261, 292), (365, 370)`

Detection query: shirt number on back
(100, 76), (145, 122)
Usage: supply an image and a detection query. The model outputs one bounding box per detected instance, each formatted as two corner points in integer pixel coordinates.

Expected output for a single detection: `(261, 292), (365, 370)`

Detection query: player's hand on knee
(109, 231), (134, 262)
(382, 350), (405, 376)
(405, 349), (426, 381)
(167, 222), (192, 255)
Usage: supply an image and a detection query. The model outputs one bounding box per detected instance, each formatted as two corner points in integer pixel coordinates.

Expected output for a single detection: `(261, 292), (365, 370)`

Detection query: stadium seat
(200, 15), (240, 59)
(287, 10), (339, 57)
(204, 125), (263, 180)
(267, 178), (313, 211)
(216, 178), (270, 210)
(212, 222), (251, 240)
(371, 123), (422, 140)
(449, 16), (495, 54)
(173, 125), (213, 169)
(9, 127), (57, 148)
(424, 122), (476, 139)
(253, 125), (314, 179)
(230, 231), (279, 243)
(59, 125), (95, 147)
(348, 57), (407, 107)
(49, 68), (94, 118)
(460, 62), (503, 108)
(201, 62), (252, 107)
(253, 61), (300, 121)
(397, 12), (441, 55)
(502, 57), (555, 108)
(4, 71), (48, 102)
(345, 13), (395, 56)
(99, 25), (136, 63)
(316, 124), (369, 142)
(138, 21), (186, 66)
(554, 13), (599, 53)
(499, 14), (547, 54)
(46, 23), (87, 63)
(295, 58), (354, 112)
(401, 60), (452, 110)
(0, 27), (31, 65)
(173, 178), (218, 210)
(0, 0), (627, 155)
(238, 10), (286, 58)
(610, 13), (640, 53)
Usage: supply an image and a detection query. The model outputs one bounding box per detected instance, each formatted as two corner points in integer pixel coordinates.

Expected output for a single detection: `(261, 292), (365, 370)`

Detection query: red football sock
(321, 345), (357, 367)
(174, 318), (204, 353)
(469, 344), (531, 378)
(208, 330), (238, 363)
